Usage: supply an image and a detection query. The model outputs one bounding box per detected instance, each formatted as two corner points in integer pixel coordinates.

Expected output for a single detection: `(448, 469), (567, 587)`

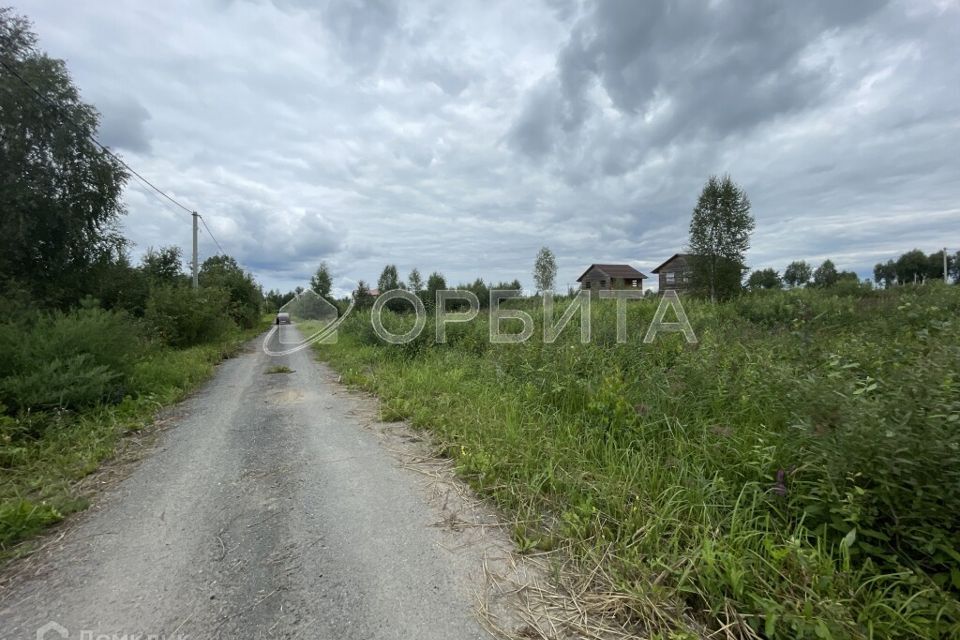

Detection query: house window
(584, 281), (591, 289)
(665, 272), (675, 284)
(600, 280), (607, 289)
(630, 279), (639, 287)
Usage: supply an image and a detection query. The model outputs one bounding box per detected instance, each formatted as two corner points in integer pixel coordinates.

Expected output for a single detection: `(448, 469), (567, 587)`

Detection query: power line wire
(0, 57), (194, 218)
(2, 57), (251, 273)
(198, 215), (226, 256)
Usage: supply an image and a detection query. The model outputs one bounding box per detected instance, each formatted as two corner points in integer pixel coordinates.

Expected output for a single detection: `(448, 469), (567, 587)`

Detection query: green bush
(0, 355), (119, 414)
(144, 284), (235, 347)
(0, 305), (143, 416)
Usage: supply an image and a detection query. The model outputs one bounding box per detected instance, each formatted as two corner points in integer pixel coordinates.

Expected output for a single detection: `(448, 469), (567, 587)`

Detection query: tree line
(264, 262), (523, 314)
(686, 175), (957, 296)
(873, 249), (958, 288)
(0, 9), (263, 344)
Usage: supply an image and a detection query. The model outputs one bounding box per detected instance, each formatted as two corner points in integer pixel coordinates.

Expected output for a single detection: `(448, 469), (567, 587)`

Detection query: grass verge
(0, 325), (265, 561)
(315, 285), (960, 639)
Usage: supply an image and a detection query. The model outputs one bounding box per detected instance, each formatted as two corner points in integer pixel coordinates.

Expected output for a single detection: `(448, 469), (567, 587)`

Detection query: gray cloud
(510, 0), (891, 172)
(95, 96), (152, 153)
(15, 0), (960, 294)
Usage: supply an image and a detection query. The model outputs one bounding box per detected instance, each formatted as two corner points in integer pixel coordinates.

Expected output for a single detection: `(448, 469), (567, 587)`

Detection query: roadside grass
(0, 324), (267, 560)
(265, 365), (294, 374)
(315, 284), (960, 639)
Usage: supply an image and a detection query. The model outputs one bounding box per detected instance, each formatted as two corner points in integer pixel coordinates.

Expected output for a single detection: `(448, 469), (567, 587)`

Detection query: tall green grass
(316, 284), (960, 639)
(0, 309), (269, 556)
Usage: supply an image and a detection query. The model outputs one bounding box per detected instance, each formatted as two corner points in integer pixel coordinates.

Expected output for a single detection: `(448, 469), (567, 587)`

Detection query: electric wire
(1, 57), (195, 217)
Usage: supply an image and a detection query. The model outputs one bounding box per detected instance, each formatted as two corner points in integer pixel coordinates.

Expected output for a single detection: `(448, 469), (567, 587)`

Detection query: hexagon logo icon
(36, 621), (68, 640)
(263, 289), (354, 356)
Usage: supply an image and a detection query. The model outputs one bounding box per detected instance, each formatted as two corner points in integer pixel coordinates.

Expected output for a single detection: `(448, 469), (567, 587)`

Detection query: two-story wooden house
(650, 253), (694, 292)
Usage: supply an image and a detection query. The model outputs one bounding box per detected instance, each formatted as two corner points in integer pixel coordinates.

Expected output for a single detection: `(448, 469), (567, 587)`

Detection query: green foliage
(784, 260), (812, 288)
(265, 288), (296, 313)
(875, 249), (954, 287)
(198, 255), (262, 329)
(0, 9), (128, 308)
(318, 285), (960, 639)
(747, 268), (782, 291)
(353, 279), (374, 309)
(310, 261), (333, 299)
(141, 246), (185, 286)
(813, 259), (839, 287)
(0, 356), (118, 417)
(86, 251), (150, 316)
(688, 175), (754, 301)
(407, 268), (424, 294)
(425, 271), (447, 309)
(533, 246), (557, 292)
(377, 264), (402, 292)
(377, 264), (408, 312)
(0, 329), (259, 553)
(874, 259), (897, 288)
(144, 284), (235, 347)
(0, 305), (142, 417)
(895, 249), (929, 284)
(0, 498), (62, 546)
(458, 278), (489, 309)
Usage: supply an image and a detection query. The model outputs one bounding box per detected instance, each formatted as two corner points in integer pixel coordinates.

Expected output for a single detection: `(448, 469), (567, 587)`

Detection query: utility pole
(192, 211), (199, 289)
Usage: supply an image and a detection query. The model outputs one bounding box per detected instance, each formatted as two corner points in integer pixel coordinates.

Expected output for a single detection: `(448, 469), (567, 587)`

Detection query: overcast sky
(14, 0), (960, 294)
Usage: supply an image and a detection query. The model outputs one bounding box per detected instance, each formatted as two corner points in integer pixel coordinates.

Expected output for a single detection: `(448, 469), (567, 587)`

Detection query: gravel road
(0, 328), (510, 640)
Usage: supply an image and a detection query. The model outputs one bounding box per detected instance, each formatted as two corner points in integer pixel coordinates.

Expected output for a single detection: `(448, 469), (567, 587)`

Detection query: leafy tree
(457, 277), (489, 309)
(141, 246), (184, 285)
(533, 247), (557, 293)
(310, 261), (332, 299)
(425, 271), (446, 308)
(492, 279), (523, 291)
(265, 289), (295, 312)
(783, 260), (812, 288)
(353, 280), (374, 309)
(377, 264), (403, 293)
(813, 259), (839, 288)
(747, 268), (782, 291)
(926, 250), (948, 282)
(377, 264), (406, 311)
(198, 255), (262, 328)
(0, 9), (128, 307)
(145, 284), (234, 347)
(895, 249), (928, 284)
(407, 268), (424, 294)
(873, 260), (897, 288)
(688, 175), (755, 301)
(88, 250), (149, 316)
(837, 270), (860, 283)
(952, 251), (960, 284)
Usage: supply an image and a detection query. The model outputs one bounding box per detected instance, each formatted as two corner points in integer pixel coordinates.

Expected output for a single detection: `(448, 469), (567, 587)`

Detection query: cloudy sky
(14, 0), (960, 294)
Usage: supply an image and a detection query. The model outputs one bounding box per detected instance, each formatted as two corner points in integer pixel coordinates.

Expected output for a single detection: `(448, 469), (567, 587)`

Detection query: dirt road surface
(0, 328), (516, 640)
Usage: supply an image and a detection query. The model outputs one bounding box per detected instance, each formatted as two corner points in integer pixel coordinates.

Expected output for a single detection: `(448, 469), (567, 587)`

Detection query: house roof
(650, 253), (692, 274)
(576, 264), (648, 282)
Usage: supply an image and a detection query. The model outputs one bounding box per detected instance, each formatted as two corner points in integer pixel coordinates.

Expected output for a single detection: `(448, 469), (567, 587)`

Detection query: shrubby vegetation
(318, 283), (960, 639)
(0, 10), (265, 553)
